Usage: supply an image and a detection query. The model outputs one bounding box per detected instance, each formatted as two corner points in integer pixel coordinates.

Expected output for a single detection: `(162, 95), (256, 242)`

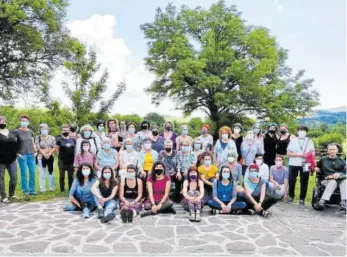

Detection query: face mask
(144, 143), (151, 150)
(141, 125), (149, 130)
(70, 127), (77, 132)
(182, 146), (189, 152)
(154, 169), (164, 175)
(98, 126), (104, 132)
(298, 131), (306, 138)
(62, 132), (69, 137)
(246, 134), (253, 140)
(41, 129), (48, 136)
(127, 173), (135, 179)
(194, 143), (201, 150)
(201, 130), (207, 135)
(249, 171), (258, 179)
(152, 130), (159, 136)
(0, 124), (6, 129)
(275, 161), (283, 167)
(103, 143), (111, 150)
(21, 121), (29, 127)
(222, 173), (230, 179)
(222, 133), (229, 139)
(165, 126), (172, 131)
(103, 173), (111, 180)
(189, 174), (197, 180)
(128, 128), (135, 134)
(269, 130), (276, 134)
(83, 131), (91, 138)
(233, 128), (240, 134)
(82, 169), (91, 176)
(125, 145), (133, 151)
(120, 125), (126, 130)
(83, 146), (90, 151)
(255, 159), (263, 166)
(253, 128), (260, 134)
(204, 160), (211, 166)
(165, 147), (172, 153)
(280, 130), (286, 135)
(181, 129), (188, 135)
(228, 157), (235, 163)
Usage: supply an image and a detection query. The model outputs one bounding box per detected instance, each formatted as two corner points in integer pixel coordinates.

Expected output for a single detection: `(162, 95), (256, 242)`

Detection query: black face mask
(70, 127), (76, 132)
(62, 132), (69, 137)
(152, 130), (159, 136)
(154, 169), (164, 175)
(269, 130), (276, 134)
(165, 147), (172, 153)
(165, 126), (172, 131)
(0, 124), (6, 129)
(142, 125), (149, 130)
(280, 130), (286, 135)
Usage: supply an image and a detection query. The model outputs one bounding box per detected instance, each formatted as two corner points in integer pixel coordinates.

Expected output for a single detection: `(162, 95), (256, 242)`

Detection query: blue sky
(53, 0), (346, 116)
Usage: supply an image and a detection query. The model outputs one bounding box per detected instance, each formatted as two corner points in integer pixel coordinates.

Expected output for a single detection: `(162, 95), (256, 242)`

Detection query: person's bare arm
(135, 179), (143, 202)
(105, 186), (118, 201)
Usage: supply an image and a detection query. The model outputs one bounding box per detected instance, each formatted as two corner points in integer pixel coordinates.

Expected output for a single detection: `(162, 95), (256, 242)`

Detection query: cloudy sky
(49, 0), (346, 117)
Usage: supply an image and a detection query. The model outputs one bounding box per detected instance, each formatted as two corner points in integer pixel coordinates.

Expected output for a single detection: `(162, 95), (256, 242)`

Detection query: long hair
(218, 165), (233, 182)
(76, 162), (95, 186)
(80, 139), (91, 156)
(187, 165), (200, 183)
(99, 165), (119, 190)
(150, 161), (166, 182)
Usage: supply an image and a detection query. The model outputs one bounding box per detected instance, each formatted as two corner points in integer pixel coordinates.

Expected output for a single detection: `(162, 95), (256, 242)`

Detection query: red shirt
(147, 175), (170, 202)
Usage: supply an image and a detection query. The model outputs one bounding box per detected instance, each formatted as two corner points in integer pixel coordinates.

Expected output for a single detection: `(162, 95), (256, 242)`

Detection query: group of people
(0, 115), (345, 223)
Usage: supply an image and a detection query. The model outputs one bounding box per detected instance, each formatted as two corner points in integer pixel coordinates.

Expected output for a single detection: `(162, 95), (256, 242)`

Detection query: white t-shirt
(244, 163), (270, 181)
(197, 135), (213, 151)
(287, 137), (314, 166)
(119, 150), (138, 167)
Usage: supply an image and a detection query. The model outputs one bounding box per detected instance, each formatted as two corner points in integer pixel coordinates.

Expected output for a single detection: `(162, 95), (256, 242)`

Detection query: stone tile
(225, 242), (257, 254)
(157, 219), (191, 225)
(0, 231), (14, 238)
(48, 232), (70, 241)
(260, 247), (298, 256)
(82, 244), (109, 253)
(292, 245), (329, 256)
(10, 241), (49, 253)
(176, 225), (200, 235)
(140, 241), (173, 253)
(317, 245), (347, 256)
(52, 245), (75, 253)
(263, 221), (293, 235)
(175, 244), (223, 253)
(197, 224), (225, 233)
(177, 239), (207, 247)
(143, 226), (175, 239)
(299, 229), (343, 243)
(198, 234), (226, 243)
(0, 214), (18, 221)
(126, 228), (143, 236)
(221, 232), (248, 241)
(85, 229), (107, 243)
(113, 242), (138, 253)
(66, 236), (82, 247)
(278, 234), (310, 245)
(255, 235), (277, 247)
(103, 233), (123, 244)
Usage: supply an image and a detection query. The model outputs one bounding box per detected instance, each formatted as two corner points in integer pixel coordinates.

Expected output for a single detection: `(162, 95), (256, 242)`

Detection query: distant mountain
(298, 106), (346, 127)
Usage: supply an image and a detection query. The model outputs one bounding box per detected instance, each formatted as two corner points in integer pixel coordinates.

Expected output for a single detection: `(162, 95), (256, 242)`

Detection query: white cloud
(50, 14), (200, 118)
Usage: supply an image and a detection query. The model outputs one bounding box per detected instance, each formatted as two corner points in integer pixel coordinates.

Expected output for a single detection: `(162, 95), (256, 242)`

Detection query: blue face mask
(181, 129), (188, 135)
(249, 171), (258, 179)
(127, 173), (135, 179)
(103, 143), (111, 150)
(222, 173), (230, 179)
(204, 160), (211, 166)
(84, 131), (92, 138)
(103, 173), (111, 180)
(194, 143), (201, 150)
(125, 144), (133, 151)
(41, 129), (48, 136)
(98, 126), (104, 132)
(182, 146), (189, 152)
(21, 121), (29, 127)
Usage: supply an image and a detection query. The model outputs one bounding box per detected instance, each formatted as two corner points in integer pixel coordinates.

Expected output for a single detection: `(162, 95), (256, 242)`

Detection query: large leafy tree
(0, 0), (81, 102)
(141, 1), (319, 131)
(144, 112), (165, 127)
(62, 49), (126, 125)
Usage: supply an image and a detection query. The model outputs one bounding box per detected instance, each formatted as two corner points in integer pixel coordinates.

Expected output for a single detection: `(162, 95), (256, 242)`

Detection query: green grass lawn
(4, 160), (317, 205)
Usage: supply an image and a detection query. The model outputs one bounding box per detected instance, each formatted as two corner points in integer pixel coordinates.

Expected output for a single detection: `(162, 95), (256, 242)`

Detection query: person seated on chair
(315, 143), (346, 213)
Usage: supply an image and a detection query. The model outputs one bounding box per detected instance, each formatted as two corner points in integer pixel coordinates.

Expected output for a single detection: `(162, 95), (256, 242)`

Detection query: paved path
(0, 200), (346, 256)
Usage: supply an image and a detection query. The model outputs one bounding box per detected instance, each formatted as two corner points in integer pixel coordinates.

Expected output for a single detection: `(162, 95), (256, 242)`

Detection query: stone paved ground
(0, 200), (346, 256)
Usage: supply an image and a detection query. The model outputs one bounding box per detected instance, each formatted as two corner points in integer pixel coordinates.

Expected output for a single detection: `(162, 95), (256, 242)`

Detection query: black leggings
(58, 159), (74, 192)
(170, 174), (182, 202)
(41, 156), (54, 174)
(288, 165), (309, 201)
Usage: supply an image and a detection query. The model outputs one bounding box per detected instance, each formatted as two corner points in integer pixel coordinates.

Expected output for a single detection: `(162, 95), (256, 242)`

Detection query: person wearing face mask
(14, 115), (37, 196)
(269, 156), (289, 200)
(106, 119), (119, 139)
(56, 124), (76, 192)
(160, 121), (178, 150)
(73, 140), (97, 172)
(192, 138), (204, 165)
(252, 123), (265, 154)
(75, 125), (99, 154)
(176, 124), (193, 151)
(181, 166), (205, 222)
(64, 163), (97, 218)
(141, 162), (176, 217)
(263, 123), (279, 167)
(244, 164), (278, 218)
(95, 138), (119, 178)
(276, 123), (294, 158)
(91, 166), (119, 223)
(150, 126), (165, 153)
(136, 121), (152, 149)
(177, 140), (197, 177)
(287, 125), (314, 205)
(213, 126), (237, 167)
(197, 124), (213, 152)
(244, 154), (270, 182)
(94, 120), (107, 146)
(35, 124), (56, 193)
(119, 165), (143, 223)
(198, 152), (218, 201)
(225, 151), (243, 187)
(112, 120), (127, 152)
(119, 138), (139, 179)
(208, 166), (247, 215)
(232, 123), (243, 162)
(0, 116), (18, 203)
(240, 131), (263, 176)
(158, 140), (182, 202)
(69, 123), (80, 140)
(124, 122), (139, 151)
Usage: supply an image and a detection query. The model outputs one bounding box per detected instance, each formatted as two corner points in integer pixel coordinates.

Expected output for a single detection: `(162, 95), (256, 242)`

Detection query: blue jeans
(208, 199), (247, 211)
(64, 192), (96, 215)
(94, 196), (118, 216)
(17, 154), (36, 194)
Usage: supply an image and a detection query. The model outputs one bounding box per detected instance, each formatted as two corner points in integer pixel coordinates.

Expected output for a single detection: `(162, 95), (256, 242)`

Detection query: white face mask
(82, 169), (91, 176)
(233, 128), (241, 134)
(255, 159), (263, 166)
(228, 157), (235, 163)
(144, 143), (151, 150)
(298, 131), (306, 138)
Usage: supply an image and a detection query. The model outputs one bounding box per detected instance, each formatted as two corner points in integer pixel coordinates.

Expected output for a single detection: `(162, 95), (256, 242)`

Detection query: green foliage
(141, 0), (319, 129)
(331, 123), (346, 137)
(144, 112), (165, 127)
(313, 133), (345, 150)
(0, 0), (82, 102)
(320, 123), (329, 132)
(307, 129), (324, 138)
(112, 114), (143, 129)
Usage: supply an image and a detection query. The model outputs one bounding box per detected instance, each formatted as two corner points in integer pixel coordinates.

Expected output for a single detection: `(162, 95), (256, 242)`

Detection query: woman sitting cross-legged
(141, 162), (176, 217)
(63, 163), (97, 218)
(119, 164), (143, 223)
(181, 166), (205, 222)
(243, 164), (278, 218)
(91, 166), (119, 223)
(268, 155), (289, 201)
(208, 165), (247, 215)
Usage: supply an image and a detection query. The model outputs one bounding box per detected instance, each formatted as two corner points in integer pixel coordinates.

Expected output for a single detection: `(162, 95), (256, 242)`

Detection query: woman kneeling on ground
(244, 164), (278, 218)
(141, 162), (176, 217)
(119, 164), (143, 223)
(181, 166), (205, 222)
(91, 166), (119, 223)
(64, 163), (97, 218)
(208, 165), (247, 215)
